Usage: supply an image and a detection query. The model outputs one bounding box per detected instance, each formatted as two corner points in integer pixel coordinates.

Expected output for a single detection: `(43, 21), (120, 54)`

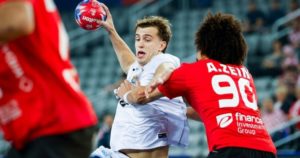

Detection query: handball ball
(75, 0), (107, 30)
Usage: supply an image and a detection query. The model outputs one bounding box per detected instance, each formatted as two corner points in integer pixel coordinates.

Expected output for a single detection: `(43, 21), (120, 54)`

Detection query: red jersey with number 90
(158, 59), (276, 154)
(0, 0), (97, 149)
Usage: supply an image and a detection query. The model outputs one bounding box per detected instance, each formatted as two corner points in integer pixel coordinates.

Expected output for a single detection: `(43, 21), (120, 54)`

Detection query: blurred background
(1, 0), (300, 157)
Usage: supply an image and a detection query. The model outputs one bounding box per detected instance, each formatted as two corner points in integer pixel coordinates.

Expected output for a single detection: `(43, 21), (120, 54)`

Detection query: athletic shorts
(207, 147), (276, 158)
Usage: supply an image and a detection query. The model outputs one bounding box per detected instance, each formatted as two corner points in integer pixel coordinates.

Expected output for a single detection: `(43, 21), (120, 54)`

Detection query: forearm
(145, 62), (176, 95)
(126, 88), (163, 105)
(126, 63), (175, 104)
(152, 62), (176, 83)
(0, 1), (34, 43)
(186, 107), (201, 122)
(109, 30), (135, 73)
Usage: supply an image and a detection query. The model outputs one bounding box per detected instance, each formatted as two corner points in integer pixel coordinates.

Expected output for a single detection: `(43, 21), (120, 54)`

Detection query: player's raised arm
(99, 3), (135, 73)
(0, 1), (34, 43)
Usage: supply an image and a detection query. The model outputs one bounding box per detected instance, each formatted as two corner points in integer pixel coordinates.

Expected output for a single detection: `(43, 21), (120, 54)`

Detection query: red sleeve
(158, 64), (189, 99)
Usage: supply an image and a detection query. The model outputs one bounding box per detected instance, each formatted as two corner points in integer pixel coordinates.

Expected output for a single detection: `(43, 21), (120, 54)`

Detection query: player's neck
(201, 55), (208, 60)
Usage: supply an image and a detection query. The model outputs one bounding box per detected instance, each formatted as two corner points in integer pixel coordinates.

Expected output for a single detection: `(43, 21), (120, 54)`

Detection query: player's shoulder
(149, 53), (180, 67)
(152, 53), (179, 62)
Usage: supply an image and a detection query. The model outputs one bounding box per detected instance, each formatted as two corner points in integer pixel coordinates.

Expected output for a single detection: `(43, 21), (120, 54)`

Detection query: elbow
(18, 1), (35, 36)
(21, 22), (34, 36)
(0, 20), (34, 42)
(0, 23), (34, 42)
(17, 13), (35, 36)
(0, 1), (34, 42)
(13, 23), (34, 38)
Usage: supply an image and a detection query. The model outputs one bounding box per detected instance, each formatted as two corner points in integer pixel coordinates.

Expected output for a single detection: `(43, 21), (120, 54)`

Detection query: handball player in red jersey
(116, 12), (277, 158)
(0, 0), (97, 158)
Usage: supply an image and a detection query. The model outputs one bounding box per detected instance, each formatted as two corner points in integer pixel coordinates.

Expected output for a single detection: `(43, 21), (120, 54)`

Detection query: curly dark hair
(195, 12), (247, 65)
(135, 16), (172, 52)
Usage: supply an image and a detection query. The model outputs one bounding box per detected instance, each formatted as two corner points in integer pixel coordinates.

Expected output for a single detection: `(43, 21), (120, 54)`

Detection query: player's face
(135, 27), (166, 66)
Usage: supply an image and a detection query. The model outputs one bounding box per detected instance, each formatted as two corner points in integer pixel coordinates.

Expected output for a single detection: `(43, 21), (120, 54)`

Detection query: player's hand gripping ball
(75, 0), (107, 30)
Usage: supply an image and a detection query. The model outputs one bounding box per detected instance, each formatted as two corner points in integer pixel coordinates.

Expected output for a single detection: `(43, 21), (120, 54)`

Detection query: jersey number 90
(212, 74), (258, 110)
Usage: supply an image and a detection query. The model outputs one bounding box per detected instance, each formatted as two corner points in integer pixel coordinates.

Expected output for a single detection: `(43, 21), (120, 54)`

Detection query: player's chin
(137, 58), (147, 65)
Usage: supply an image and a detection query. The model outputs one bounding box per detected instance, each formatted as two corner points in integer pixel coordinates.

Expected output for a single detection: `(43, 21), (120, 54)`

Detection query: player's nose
(136, 40), (145, 48)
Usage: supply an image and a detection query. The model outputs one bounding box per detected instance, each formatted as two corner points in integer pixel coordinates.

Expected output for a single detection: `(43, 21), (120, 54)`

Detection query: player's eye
(144, 38), (151, 42)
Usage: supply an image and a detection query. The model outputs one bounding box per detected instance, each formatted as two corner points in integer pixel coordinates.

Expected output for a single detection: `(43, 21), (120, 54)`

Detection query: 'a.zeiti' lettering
(207, 62), (250, 79)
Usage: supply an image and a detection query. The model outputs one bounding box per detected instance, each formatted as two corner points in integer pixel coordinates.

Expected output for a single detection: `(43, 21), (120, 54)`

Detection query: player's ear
(196, 51), (201, 60)
(159, 40), (167, 52)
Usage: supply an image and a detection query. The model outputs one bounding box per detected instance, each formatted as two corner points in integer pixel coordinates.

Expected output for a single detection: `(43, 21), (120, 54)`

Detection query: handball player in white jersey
(90, 4), (189, 158)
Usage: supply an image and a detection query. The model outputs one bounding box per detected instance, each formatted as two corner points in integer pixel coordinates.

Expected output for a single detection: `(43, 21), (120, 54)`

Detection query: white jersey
(110, 53), (189, 151)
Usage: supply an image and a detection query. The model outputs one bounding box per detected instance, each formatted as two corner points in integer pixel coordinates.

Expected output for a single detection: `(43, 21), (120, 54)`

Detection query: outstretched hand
(99, 3), (116, 33)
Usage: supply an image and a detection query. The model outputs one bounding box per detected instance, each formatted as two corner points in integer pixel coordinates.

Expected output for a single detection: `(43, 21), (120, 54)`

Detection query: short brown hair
(135, 16), (172, 52)
(195, 12), (247, 65)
